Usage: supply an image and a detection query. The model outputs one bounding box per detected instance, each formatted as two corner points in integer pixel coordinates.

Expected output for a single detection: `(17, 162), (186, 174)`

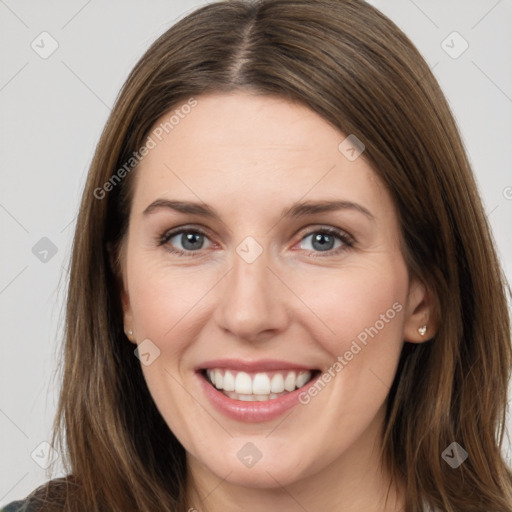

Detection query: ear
(403, 278), (438, 343)
(121, 287), (137, 345)
(108, 239), (136, 345)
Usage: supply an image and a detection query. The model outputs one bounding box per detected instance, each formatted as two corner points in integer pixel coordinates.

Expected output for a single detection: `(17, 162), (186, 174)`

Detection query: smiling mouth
(200, 368), (320, 402)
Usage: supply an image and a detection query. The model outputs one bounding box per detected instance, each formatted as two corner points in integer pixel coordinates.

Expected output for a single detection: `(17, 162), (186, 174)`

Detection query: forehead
(131, 92), (390, 220)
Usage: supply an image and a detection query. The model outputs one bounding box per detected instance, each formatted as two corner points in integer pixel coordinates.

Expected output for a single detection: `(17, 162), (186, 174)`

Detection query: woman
(3, 0), (511, 510)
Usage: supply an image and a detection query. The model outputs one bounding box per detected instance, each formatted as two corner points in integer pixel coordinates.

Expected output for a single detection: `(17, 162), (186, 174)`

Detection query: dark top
(1, 477), (72, 511)
(1, 500), (33, 512)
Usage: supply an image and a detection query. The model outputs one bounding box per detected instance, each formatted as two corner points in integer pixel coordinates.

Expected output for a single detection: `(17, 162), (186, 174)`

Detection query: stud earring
(127, 329), (133, 338)
(418, 325), (427, 336)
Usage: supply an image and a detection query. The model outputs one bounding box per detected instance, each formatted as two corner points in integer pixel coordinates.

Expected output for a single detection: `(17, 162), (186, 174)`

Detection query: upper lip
(196, 358), (318, 372)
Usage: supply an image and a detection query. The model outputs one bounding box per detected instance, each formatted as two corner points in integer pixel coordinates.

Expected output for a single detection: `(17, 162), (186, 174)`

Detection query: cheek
(125, 254), (213, 433)
(127, 251), (206, 337)
(285, 260), (408, 448)
(288, 257), (408, 367)
(128, 245), (409, 360)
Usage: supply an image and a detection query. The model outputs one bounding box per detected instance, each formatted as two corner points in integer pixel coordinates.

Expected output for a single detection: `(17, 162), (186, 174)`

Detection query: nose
(212, 244), (290, 343)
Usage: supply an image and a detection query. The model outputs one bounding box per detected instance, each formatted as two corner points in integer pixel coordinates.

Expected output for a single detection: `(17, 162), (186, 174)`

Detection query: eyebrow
(143, 198), (374, 222)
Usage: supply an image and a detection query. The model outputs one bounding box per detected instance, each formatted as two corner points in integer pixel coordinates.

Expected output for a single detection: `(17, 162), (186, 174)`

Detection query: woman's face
(120, 92), (429, 490)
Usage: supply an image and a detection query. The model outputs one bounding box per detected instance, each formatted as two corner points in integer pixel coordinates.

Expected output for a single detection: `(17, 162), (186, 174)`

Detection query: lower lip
(197, 371), (320, 423)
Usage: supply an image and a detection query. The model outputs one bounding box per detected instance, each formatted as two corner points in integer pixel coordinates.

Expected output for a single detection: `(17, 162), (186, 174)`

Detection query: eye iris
(182, 232), (203, 250)
(312, 233), (334, 251)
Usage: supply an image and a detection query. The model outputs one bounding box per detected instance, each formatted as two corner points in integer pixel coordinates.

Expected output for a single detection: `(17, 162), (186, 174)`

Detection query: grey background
(1, 0), (511, 505)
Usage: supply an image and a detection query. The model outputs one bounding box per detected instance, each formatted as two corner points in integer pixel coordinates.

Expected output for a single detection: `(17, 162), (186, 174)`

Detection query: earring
(418, 325), (427, 336)
(127, 329), (133, 338)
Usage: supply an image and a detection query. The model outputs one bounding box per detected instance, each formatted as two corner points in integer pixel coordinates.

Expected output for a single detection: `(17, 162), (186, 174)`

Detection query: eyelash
(157, 225), (355, 258)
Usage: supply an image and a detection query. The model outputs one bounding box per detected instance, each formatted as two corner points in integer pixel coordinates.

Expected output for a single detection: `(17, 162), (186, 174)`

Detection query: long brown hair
(26, 0), (512, 510)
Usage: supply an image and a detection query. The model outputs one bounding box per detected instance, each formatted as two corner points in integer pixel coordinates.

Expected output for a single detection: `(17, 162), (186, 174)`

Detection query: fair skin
(120, 92), (436, 512)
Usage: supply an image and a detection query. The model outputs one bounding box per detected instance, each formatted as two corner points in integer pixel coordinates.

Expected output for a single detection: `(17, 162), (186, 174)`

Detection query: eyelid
(158, 224), (355, 257)
(291, 225), (354, 257)
(294, 224), (354, 245)
(158, 225), (214, 255)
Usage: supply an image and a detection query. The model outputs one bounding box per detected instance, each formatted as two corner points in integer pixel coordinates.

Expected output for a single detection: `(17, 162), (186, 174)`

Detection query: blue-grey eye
(168, 231), (210, 251)
(299, 231), (344, 252)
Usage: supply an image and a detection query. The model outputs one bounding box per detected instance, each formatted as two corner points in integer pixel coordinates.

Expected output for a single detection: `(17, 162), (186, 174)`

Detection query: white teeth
(296, 371), (310, 388)
(204, 369), (314, 400)
(238, 394), (255, 401)
(223, 390), (288, 401)
(284, 371), (297, 392)
(214, 369), (223, 389)
(235, 371), (253, 394)
(270, 373), (285, 393)
(223, 370), (235, 391)
(252, 373), (271, 394)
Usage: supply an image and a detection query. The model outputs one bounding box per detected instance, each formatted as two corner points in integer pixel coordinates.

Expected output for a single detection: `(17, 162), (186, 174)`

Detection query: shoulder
(1, 499), (34, 512)
(1, 476), (78, 512)
(1, 496), (49, 512)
